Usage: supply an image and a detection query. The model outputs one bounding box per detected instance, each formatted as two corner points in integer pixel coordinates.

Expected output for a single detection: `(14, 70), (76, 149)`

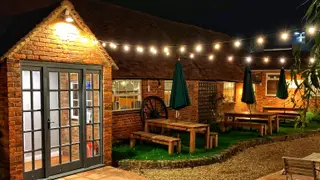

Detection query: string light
(307, 26), (317, 35)
(234, 40), (241, 48)
(246, 56), (252, 63)
(150, 46), (158, 55)
(109, 42), (117, 49)
(163, 46), (169, 53)
(195, 44), (202, 53)
(208, 54), (214, 61)
(136, 46), (144, 53)
(102, 42), (106, 47)
(180, 46), (186, 53)
(228, 56), (234, 62)
(280, 32), (289, 41)
(280, 57), (286, 64)
(165, 52), (170, 56)
(214, 43), (221, 50)
(190, 53), (195, 59)
(257, 36), (264, 45)
(264, 57), (269, 63)
(310, 57), (315, 64)
(123, 44), (130, 52)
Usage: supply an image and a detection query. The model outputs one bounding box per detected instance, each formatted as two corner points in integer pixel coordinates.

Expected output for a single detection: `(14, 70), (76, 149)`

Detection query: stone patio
(257, 170), (313, 180)
(58, 166), (148, 180)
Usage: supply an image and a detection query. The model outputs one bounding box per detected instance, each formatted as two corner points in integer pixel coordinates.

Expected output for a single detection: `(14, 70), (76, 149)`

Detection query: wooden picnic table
(263, 106), (300, 112)
(303, 153), (320, 161)
(224, 111), (279, 135)
(144, 118), (210, 153)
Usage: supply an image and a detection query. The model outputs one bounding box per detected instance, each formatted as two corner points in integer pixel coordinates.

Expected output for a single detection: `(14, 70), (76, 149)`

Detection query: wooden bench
(220, 121), (267, 136)
(130, 131), (181, 155)
(283, 157), (320, 180)
(209, 132), (218, 148)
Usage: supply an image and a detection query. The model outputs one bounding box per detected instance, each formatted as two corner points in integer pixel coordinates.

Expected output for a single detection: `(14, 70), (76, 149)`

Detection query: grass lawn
(112, 122), (320, 162)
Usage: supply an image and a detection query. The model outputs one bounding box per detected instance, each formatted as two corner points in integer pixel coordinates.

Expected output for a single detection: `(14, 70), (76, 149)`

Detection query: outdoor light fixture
(195, 44), (202, 53)
(214, 43), (221, 50)
(234, 40), (241, 48)
(109, 42), (117, 49)
(310, 57), (315, 64)
(307, 26), (317, 35)
(246, 56), (252, 63)
(228, 56), (234, 62)
(180, 46), (186, 53)
(208, 54), (214, 60)
(137, 46), (144, 53)
(264, 57), (269, 63)
(257, 37), (264, 45)
(64, 10), (74, 23)
(281, 32), (289, 41)
(190, 53), (195, 59)
(123, 44), (130, 52)
(150, 46), (158, 55)
(280, 57), (286, 64)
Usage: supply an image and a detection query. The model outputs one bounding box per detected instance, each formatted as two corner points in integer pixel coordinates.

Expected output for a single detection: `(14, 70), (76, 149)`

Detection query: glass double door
(22, 63), (102, 179)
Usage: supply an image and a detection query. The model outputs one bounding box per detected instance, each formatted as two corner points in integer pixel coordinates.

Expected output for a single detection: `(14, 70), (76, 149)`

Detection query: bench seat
(220, 121), (267, 136)
(130, 131), (181, 154)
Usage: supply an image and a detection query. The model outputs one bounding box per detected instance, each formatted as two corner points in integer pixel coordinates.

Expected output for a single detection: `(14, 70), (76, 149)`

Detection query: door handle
(47, 119), (54, 129)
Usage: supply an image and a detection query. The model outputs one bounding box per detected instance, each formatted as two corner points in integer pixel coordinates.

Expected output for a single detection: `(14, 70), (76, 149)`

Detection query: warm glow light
(180, 46), (186, 53)
(281, 32), (289, 41)
(228, 56), (234, 62)
(264, 57), (269, 63)
(195, 44), (202, 53)
(92, 40), (98, 45)
(257, 37), (264, 45)
(137, 46), (144, 53)
(190, 53), (195, 59)
(55, 22), (79, 41)
(310, 57), (315, 64)
(208, 54), (214, 60)
(65, 16), (74, 23)
(246, 56), (252, 63)
(165, 52), (170, 56)
(163, 47), (169, 53)
(214, 43), (221, 50)
(280, 57), (286, 64)
(102, 42), (106, 47)
(123, 44), (130, 52)
(307, 26), (317, 35)
(234, 40), (241, 48)
(80, 37), (88, 43)
(109, 42), (117, 49)
(150, 46), (158, 55)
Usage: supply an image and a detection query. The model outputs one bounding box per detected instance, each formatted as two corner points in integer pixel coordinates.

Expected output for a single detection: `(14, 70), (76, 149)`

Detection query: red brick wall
(4, 16), (113, 179)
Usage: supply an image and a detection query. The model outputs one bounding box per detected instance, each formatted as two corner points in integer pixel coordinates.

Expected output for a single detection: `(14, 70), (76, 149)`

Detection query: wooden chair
(283, 157), (320, 180)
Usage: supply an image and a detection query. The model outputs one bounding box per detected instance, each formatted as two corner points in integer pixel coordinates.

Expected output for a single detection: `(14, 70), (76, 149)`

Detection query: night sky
(103, 0), (309, 37)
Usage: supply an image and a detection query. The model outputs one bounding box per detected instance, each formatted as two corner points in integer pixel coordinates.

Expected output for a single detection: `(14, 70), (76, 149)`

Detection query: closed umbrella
(170, 60), (190, 119)
(276, 68), (288, 120)
(241, 64), (256, 122)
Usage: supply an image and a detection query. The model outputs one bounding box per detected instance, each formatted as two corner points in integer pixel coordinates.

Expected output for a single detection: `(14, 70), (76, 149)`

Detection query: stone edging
(118, 130), (320, 170)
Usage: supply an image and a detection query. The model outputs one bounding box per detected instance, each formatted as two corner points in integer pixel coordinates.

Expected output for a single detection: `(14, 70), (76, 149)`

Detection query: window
(223, 82), (235, 102)
(112, 80), (142, 111)
(164, 80), (173, 106)
(266, 73), (280, 96)
(70, 82), (79, 119)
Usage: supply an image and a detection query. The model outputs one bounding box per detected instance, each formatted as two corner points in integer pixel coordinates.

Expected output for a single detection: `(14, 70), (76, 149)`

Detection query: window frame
(265, 73), (280, 97)
(112, 79), (142, 112)
(223, 82), (236, 103)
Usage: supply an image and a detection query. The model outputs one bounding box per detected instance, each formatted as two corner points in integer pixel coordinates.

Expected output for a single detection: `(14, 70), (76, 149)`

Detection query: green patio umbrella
(241, 64), (256, 105)
(170, 60), (190, 118)
(276, 68), (288, 100)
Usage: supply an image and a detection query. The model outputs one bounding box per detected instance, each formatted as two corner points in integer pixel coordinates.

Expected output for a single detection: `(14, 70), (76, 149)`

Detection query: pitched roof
(0, 0), (244, 81)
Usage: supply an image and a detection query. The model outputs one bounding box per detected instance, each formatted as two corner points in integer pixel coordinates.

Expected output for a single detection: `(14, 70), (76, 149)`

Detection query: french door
(22, 62), (103, 179)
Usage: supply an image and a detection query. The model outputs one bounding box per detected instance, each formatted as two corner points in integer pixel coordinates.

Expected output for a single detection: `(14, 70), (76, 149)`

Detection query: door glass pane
(86, 91), (93, 106)
(94, 124), (100, 139)
(93, 108), (99, 123)
(94, 140), (100, 156)
(61, 110), (69, 127)
(51, 148), (60, 166)
(60, 72), (69, 90)
(86, 74), (92, 89)
(86, 141), (93, 158)
(23, 92), (31, 110)
(50, 129), (59, 147)
(34, 131), (42, 150)
(50, 92), (59, 109)
(34, 151), (42, 169)
(23, 112), (32, 131)
(61, 146), (70, 164)
(22, 71), (31, 90)
(72, 144), (79, 161)
(33, 91), (41, 110)
(86, 125), (93, 140)
(24, 152), (32, 172)
(71, 91), (79, 107)
(32, 71), (41, 90)
(33, 111), (41, 130)
(60, 91), (69, 108)
(71, 127), (79, 143)
(61, 128), (70, 145)
(50, 111), (59, 128)
(70, 73), (78, 89)
(86, 108), (93, 123)
(94, 91), (99, 106)
(93, 74), (99, 89)
(24, 132), (32, 152)
(71, 109), (79, 125)
(49, 72), (59, 90)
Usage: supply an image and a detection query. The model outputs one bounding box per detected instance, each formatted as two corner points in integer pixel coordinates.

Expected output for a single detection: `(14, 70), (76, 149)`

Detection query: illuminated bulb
(280, 57), (286, 64)
(264, 57), (269, 63)
(123, 44), (130, 52)
(180, 46), (186, 53)
(92, 40), (98, 45)
(102, 42), (106, 47)
(136, 46), (144, 53)
(109, 42), (117, 49)
(281, 32), (289, 41)
(208, 54), (214, 61)
(80, 37), (88, 43)
(310, 57), (315, 64)
(165, 52), (170, 56)
(195, 44), (202, 53)
(257, 37), (264, 45)
(163, 47), (169, 53)
(234, 40), (241, 48)
(246, 56), (252, 63)
(65, 16), (74, 23)
(150, 46), (157, 54)
(228, 56), (234, 62)
(190, 53), (195, 59)
(307, 26), (317, 35)
(214, 43), (221, 50)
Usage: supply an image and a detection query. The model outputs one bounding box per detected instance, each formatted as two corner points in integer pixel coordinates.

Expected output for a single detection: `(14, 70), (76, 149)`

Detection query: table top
(263, 106), (300, 111)
(224, 111), (277, 117)
(303, 153), (320, 161)
(277, 112), (300, 116)
(146, 118), (209, 128)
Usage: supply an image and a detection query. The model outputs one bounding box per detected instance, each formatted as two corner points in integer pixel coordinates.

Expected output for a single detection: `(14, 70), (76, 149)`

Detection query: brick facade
(0, 8), (114, 180)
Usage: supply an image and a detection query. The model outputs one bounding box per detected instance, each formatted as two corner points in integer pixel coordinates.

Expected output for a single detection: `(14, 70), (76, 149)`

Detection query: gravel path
(131, 135), (320, 180)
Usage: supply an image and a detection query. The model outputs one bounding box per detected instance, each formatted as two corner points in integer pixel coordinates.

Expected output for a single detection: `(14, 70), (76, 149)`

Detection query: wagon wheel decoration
(140, 96), (168, 125)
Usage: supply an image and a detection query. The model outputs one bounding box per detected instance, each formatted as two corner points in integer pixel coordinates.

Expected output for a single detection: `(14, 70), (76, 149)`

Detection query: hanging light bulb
(280, 32), (289, 41)
(214, 43), (221, 50)
(208, 54), (214, 61)
(109, 42), (117, 49)
(102, 42), (106, 47)
(163, 46), (169, 53)
(310, 57), (315, 64)
(190, 53), (195, 59)
(165, 52), (170, 56)
(280, 57), (286, 64)
(246, 56), (252, 63)
(136, 46), (144, 53)
(264, 57), (269, 63)
(123, 44), (130, 52)
(234, 40), (241, 48)
(307, 26), (317, 35)
(149, 46), (158, 55)
(228, 56), (234, 62)
(257, 36), (264, 45)
(180, 46), (186, 53)
(195, 44), (202, 53)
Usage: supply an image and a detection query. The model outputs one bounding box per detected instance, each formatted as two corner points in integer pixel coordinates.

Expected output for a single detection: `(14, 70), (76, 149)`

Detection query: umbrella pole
(284, 101), (286, 123)
(249, 104), (252, 131)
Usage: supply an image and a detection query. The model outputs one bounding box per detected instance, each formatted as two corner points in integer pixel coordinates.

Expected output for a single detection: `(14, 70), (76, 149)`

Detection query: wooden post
(205, 126), (210, 149)
(268, 116), (273, 135)
(260, 126), (264, 136)
(161, 127), (165, 135)
(189, 129), (196, 153)
(130, 136), (135, 148)
(276, 115), (280, 132)
(214, 134), (218, 147)
(168, 142), (174, 155)
(177, 141), (181, 153)
(144, 121), (149, 132)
